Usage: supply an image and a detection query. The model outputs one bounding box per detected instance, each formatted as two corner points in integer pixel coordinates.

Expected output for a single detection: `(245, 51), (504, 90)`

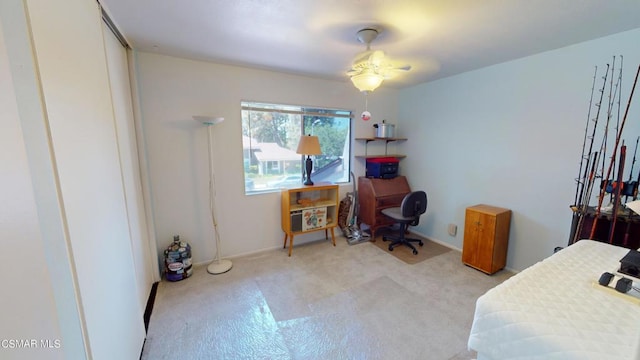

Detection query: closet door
(0, 16), (67, 360)
(22, 0), (146, 358)
(103, 21), (156, 316)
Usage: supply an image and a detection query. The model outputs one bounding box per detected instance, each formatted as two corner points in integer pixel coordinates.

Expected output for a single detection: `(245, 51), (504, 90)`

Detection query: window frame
(241, 101), (353, 194)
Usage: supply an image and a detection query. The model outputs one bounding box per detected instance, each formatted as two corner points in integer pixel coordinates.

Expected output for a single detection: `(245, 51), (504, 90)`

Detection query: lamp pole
(193, 116), (232, 275)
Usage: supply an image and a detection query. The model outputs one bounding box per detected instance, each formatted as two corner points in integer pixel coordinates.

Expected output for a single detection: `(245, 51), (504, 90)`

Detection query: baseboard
(407, 230), (519, 274)
(407, 229), (462, 252)
(144, 282), (159, 332)
(191, 236), (337, 267)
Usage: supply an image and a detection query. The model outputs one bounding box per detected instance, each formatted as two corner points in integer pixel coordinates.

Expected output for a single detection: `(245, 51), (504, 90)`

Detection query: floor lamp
(193, 116), (232, 274)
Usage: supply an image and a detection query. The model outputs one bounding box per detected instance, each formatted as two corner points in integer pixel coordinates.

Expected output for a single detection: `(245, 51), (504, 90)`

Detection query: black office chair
(381, 191), (428, 255)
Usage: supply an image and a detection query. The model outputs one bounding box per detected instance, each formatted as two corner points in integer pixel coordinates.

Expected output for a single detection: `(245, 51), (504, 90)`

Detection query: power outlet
(448, 223), (457, 236)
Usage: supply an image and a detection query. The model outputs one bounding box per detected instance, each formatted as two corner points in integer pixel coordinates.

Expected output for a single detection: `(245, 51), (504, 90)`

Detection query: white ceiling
(100, 0), (640, 89)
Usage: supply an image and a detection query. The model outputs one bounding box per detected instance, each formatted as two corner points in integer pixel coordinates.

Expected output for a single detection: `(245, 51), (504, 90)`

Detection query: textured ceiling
(100, 0), (640, 88)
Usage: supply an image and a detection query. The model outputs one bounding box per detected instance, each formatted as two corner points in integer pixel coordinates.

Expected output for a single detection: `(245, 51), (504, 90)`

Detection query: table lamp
(296, 135), (322, 185)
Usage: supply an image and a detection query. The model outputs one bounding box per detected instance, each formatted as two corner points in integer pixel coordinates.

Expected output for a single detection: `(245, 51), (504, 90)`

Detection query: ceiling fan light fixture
(350, 70), (384, 92)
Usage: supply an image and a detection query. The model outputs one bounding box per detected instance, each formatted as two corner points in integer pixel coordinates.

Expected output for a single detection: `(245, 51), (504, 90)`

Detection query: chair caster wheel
(388, 245), (393, 251)
(382, 236), (388, 242)
(419, 241), (424, 246)
(413, 250), (418, 255)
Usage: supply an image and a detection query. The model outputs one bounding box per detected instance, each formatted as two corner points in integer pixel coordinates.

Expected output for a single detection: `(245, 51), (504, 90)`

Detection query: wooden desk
(357, 176), (411, 238)
(281, 184), (339, 256)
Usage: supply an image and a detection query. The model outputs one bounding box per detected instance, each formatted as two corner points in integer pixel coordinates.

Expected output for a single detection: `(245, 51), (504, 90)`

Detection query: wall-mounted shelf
(355, 137), (407, 159)
(355, 137), (408, 142)
(354, 154), (406, 159)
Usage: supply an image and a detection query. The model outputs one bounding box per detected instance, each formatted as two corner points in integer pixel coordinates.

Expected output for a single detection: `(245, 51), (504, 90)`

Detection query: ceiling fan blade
(352, 49), (388, 68)
(352, 50), (375, 66)
(346, 68), (362, 76)
(378, 64), (412, 79)
(395, 64), (412, 71)
(368, 50), (386, 67)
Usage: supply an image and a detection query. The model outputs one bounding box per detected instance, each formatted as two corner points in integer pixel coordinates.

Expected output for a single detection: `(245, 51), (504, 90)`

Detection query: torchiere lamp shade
(296, 135), (322, 185)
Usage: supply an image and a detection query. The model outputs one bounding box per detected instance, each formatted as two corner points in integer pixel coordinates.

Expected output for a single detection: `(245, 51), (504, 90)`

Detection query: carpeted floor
(141, 235), (513, 360)
(370, 229), (452, 264)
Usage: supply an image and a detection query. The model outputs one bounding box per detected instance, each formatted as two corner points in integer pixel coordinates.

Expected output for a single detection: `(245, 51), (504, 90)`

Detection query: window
(242, 101), (352, 193)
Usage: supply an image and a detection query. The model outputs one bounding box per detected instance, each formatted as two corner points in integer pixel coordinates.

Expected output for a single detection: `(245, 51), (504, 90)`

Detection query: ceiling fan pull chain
(361, 94), (371, 121)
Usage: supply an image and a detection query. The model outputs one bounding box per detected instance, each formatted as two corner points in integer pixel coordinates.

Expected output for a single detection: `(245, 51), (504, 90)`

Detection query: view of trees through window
(241, 102), (352, 193)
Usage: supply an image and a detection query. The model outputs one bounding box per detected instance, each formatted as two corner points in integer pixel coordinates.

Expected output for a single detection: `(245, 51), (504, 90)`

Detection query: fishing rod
(574, 66), (599, 207)
(583, 65), (610, 202)
(602, 57), (626, 203)
(635, 148), (640, 201)
(622, 137), (639, 247)
(618, 56), (624, 121)
(590, 64), (640, 240)
(570, 65), (609, 244)
(617, 56), (624, 155)
(597, 59), (622, 203)
(572, 152), (600, 244)
(592, 64), (610, 188)
(624, 136), (639, 202)
(605, 57), (618, 192)
(570, 66), (608, 244)
(623, 151), (640, 248)
(608, 144), (626, 244)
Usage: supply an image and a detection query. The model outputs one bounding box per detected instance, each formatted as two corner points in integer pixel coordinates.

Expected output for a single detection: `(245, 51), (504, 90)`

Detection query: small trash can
(164, 235), (193, 281)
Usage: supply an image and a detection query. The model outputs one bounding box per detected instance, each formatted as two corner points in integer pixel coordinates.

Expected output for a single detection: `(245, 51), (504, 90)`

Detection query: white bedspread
(468, 240), (640, 360)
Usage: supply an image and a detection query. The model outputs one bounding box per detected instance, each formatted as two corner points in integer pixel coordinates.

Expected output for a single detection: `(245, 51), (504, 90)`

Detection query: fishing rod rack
(570, 56), (640, 249)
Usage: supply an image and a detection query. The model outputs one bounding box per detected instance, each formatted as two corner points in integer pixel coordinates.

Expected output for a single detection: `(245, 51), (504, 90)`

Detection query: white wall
(0, 17), (64, 360)
(134, 52), (399, 265)
(399, 28), (640, 271)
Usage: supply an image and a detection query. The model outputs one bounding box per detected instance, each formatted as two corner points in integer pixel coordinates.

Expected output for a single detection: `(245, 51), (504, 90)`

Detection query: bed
(468, 239), (640, 360)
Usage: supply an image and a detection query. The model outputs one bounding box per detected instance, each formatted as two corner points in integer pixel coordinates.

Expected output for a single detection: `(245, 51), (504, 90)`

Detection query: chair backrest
(401, 191), (427, 225)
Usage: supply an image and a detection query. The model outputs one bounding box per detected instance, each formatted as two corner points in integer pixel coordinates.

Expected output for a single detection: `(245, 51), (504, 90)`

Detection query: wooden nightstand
(462, 204), (511, 274)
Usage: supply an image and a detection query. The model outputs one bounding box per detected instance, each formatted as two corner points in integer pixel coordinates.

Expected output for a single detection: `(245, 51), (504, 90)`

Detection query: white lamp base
(207, 259), (232, 274)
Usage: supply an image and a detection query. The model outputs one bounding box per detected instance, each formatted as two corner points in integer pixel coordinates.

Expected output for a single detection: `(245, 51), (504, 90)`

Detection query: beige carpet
(142, 236), (513, 360)
(371, 229), (452, 264)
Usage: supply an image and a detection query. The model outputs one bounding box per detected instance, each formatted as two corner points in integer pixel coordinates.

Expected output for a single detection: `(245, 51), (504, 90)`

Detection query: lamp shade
(193, 115), (224, 125)
(296, 135), (322, 155)
(350, 70), (384, 92)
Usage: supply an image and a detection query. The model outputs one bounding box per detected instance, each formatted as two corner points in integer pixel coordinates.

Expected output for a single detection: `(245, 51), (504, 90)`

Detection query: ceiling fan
(347, 27), (411, 92)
